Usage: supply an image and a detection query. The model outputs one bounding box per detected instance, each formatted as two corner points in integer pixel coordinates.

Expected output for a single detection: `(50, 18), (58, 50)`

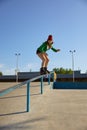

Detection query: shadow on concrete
(0, 111), (26, 117)
(0, 93), (41, 100)
(0, 116), (46, 130)
(31, 93), (41, 96)
(0, 94), (26, 99)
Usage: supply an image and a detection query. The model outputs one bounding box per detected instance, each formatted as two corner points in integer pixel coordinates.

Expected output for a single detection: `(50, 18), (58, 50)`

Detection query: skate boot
(40, 67), (46, 75)
(44, 67), (50, 74)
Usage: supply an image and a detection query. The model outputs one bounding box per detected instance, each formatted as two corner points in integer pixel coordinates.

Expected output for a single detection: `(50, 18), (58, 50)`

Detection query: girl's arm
(51, 47), (60, 52)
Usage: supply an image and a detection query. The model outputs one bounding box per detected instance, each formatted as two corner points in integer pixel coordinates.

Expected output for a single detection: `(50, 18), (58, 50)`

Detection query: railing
(0, 72), (54, 112)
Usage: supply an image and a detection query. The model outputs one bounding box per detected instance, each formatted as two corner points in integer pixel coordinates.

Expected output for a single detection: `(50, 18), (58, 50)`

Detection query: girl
(36, 35), (60, 74)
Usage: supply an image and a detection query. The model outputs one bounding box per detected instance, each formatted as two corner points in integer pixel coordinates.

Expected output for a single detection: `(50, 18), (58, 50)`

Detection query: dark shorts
(36, 50), (48, 56)
(36, 49), (41, 54)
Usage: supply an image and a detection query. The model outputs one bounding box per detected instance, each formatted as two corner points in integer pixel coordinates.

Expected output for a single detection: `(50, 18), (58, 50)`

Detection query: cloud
(0, 62), (40, 75)
(22, 63), (40, 72)
(3, 68), (15, 75)
(0, 64), (4, 68)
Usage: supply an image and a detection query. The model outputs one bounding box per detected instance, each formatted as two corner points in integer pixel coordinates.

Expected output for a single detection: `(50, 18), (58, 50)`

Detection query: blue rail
(0, 72), (54, 112)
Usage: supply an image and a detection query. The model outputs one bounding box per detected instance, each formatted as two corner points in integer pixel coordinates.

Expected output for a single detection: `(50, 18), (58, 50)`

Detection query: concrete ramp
(0, 82), (87, 130)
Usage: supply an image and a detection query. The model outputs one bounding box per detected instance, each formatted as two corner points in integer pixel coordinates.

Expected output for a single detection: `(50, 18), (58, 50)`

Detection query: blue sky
(0, 0), (87, 75)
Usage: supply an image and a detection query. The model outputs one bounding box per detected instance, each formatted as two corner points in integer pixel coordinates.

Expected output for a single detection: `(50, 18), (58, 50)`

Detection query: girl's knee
(42, 58), (46, 62)
(46, 58), (49, 63)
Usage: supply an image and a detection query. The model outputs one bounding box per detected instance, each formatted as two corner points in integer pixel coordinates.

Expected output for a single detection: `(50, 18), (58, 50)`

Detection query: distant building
(56, 71), (87, 82)
(0, 71), (87, 82)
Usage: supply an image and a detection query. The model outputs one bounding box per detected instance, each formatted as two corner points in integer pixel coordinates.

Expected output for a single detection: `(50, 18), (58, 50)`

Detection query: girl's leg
(43, 53), (49, 67)
(43, 53), (50, 73)
(37, 53), (50, 73)
(37, 53), (48, 67)
(37, 53), (50, 74)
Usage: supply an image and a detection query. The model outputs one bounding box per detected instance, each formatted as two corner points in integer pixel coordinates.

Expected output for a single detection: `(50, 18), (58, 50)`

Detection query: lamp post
(15, 53), (21, 82)
(69, 50), (76, 82)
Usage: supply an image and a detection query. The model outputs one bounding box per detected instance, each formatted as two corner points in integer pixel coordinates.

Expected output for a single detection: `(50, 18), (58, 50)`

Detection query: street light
(69, 50), (76, 82)
(15, 53), (21, 82)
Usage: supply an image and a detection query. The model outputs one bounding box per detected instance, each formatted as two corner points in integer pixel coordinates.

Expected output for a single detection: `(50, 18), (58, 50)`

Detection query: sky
(0, 0), (87, 75)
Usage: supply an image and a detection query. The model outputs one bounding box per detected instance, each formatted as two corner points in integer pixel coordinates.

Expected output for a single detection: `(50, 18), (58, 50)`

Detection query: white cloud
(3, 68), (15, 75)
(21, 63), (40, 72)
(1, 62), (40, 75)
(0, 64), (4, 68)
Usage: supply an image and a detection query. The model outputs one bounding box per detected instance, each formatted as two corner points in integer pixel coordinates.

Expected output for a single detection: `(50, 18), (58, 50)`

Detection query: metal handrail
(0, 72), (54, 112)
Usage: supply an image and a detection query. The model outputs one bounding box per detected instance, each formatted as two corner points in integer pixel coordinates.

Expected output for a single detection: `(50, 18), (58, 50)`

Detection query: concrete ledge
(53, 82), (87, 89)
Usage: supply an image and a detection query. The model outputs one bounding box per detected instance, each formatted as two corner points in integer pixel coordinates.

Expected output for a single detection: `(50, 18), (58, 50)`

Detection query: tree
(0, 72), (2, 76)
(53, 67), (72, 74)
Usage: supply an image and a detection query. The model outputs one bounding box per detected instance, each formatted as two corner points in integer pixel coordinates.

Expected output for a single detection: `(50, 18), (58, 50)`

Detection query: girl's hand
(56, 49), (60, 52)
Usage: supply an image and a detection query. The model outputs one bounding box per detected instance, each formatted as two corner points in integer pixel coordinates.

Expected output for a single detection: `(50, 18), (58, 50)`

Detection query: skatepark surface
(0, 82), (87, 130)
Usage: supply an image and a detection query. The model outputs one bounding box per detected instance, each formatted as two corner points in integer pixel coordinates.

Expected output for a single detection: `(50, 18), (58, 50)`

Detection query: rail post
(27, 82), (30, 112)
(48, 74), (50, 85)
(41, 77), (43, 94)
